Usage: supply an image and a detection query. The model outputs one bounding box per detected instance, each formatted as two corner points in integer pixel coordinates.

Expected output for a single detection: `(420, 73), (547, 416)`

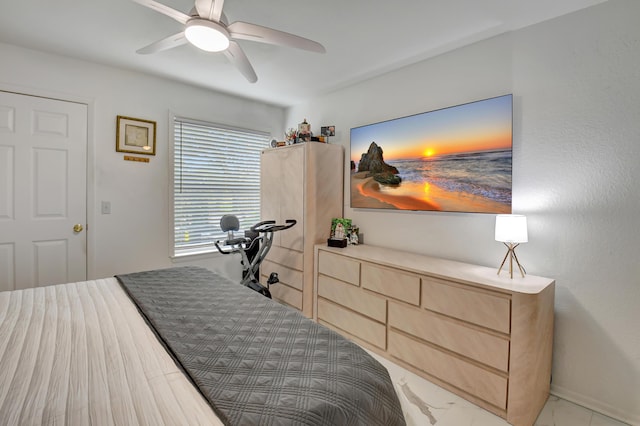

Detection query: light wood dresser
(314, 244), (555, 426)
(260, 143), (343, 317)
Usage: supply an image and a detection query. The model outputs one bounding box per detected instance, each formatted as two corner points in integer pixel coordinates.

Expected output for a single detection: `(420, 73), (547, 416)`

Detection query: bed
(0, 266), (405, 425)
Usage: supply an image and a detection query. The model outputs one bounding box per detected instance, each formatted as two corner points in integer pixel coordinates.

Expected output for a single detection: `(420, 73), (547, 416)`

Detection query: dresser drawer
(389, 330), (508, 409)
(317, 299), (386, 349)
(270, 283), (302, 310)
(262, 260), (303, 291)
(422, 277), (511, 334)
(361, 263), (420, 305)
(317, 250), (360, 285)
(318, 275), (386, 323)
(388, 302), (509, 372)
(266, 245), (303, 271)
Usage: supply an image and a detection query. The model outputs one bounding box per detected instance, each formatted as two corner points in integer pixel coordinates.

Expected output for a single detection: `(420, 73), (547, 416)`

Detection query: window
(172, 117), (268, 257)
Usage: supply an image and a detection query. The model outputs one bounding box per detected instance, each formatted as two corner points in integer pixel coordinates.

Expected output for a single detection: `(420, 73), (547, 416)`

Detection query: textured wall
(287, 1), (640, 423)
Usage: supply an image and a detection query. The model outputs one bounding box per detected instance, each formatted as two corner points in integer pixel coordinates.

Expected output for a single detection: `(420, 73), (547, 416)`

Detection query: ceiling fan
(132, 0), (326, 83)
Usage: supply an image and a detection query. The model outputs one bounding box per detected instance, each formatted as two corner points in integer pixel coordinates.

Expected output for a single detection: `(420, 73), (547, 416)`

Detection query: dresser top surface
(316, 244), (554, 294)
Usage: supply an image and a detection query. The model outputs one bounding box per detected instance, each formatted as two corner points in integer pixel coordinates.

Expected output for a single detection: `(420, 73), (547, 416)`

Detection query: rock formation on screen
(357, 142), (401, 185)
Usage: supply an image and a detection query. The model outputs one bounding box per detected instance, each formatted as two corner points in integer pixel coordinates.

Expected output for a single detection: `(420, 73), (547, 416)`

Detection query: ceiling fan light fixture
(185, 19), (230, 52)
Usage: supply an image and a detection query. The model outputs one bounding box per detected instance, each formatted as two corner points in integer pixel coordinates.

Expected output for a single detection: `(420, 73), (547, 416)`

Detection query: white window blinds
(172, 117), (268, 256)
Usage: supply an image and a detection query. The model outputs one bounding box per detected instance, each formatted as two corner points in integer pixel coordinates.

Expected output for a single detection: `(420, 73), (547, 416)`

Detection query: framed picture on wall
(321, 126), (335, 137)
(116, 115), (156, 155)
(349, 94), (513, 214)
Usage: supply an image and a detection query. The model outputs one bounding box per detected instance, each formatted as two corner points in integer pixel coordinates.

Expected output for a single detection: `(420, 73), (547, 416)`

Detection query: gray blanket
(116, 266), (406, 426)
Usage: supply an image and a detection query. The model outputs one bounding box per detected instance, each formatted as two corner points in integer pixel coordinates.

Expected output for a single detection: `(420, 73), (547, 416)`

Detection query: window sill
(170, 249), (222, 263)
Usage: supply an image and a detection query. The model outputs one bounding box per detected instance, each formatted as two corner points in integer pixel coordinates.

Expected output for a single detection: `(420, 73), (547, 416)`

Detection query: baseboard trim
(550, 384), (638, 425)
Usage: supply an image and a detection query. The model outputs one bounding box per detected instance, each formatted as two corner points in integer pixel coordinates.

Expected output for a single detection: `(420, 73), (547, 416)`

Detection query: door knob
(73, 224), (84, 233)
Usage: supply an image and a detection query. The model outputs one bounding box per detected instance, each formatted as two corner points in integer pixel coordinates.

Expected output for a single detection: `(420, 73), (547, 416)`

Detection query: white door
(0, 91), (87, 291)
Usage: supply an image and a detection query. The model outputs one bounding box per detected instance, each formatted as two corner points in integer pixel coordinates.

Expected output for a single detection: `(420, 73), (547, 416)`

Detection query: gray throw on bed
(116, 266), (406, 426)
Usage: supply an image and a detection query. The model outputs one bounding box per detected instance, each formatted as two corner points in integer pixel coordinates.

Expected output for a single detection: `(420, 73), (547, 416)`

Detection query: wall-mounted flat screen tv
(350, 94), (513, 214)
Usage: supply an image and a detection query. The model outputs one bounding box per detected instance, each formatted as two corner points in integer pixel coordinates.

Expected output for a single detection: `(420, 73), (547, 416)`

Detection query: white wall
(287, 1), (639, 424)
(0, 42), (286, 281)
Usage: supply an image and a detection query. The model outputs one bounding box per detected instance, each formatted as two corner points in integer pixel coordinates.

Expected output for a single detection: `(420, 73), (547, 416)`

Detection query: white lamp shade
(185, 19), (230, 52)
(495, 214), (528, 243)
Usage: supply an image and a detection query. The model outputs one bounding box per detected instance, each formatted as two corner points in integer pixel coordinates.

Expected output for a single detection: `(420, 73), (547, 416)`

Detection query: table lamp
(495, 214), (528, 278)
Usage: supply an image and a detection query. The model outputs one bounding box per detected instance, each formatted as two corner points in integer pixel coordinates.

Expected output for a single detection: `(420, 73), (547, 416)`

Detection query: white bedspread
(0, 278), (223, 425)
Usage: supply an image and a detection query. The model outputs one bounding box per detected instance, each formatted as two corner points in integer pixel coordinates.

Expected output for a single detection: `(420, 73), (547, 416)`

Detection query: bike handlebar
(215, 219), (296, 255)
(250, 219), (297, 233)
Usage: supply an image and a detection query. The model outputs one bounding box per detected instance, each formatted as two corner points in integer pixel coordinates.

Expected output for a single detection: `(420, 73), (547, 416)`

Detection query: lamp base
(497, 242), (526, 279)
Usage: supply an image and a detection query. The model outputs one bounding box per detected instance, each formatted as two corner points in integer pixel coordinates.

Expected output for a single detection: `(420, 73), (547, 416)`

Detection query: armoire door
(260, 145), (304, 251)
(0, 91), (88, 291)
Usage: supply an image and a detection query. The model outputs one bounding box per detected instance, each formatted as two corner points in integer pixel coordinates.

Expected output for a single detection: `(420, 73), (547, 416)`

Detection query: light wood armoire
(260, 143), (344, 318)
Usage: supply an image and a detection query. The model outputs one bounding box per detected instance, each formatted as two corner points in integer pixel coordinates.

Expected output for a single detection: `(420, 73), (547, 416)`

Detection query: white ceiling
(0, 0), (607, 107)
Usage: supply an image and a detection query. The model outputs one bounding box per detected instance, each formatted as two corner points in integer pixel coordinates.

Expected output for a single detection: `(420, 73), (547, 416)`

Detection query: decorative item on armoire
(298, 118), (311, 142)
(285, 128), (297, 145)
(495, 214), (528, 278)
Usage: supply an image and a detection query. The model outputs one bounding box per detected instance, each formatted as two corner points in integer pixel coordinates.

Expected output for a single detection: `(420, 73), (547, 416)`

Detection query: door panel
(260, 149), (283, 247)
(0, 91), (87, 291)
(278, 147), (304, 251)
(34, 148), (68, 217)
(0, 146), (12, 220)
(261, 146), (305, 254)
(34, 239), (68, 286)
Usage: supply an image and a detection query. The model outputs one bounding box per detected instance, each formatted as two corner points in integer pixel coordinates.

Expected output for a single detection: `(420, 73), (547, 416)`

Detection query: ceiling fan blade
(194, 0), (212, 18)
(136, 32), (187, 54)
(224, 41), (258, 83)
(227, 21), (325, 53)
(211, 0), (225, 22)
(131, 0), (190, 24)
(195, 0), (224, 22)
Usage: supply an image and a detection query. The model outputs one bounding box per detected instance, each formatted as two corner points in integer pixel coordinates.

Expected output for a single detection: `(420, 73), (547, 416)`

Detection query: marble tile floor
(368, 351), (630, 426)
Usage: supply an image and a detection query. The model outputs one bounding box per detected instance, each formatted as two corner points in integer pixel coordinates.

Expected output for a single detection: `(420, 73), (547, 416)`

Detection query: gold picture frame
(116, 115), (156, 155)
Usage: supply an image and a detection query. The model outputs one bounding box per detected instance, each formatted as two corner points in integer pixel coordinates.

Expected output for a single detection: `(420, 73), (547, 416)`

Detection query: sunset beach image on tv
(350, 94), (513, 214)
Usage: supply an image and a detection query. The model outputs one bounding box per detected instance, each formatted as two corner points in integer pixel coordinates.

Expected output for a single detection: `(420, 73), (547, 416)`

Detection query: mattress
(0, 278), (223, 425)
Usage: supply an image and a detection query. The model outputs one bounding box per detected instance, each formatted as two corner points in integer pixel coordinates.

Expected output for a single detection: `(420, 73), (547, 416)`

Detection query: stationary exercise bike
(214, 215), (296, 298)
